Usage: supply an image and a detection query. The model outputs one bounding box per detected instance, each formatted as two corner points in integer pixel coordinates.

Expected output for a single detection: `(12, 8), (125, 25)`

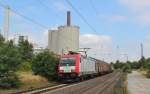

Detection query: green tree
(113, 60), (124, 69)
(145, 58), (150, 69)
(18, 39), (33, 61)
(0, 39), (21, 88)
(0, 34), (4, 45)
(138, 56), (146, 68)
(32, 50), (59, 80)
(131, 61), (140, 69)
(122, 63), (131, 73)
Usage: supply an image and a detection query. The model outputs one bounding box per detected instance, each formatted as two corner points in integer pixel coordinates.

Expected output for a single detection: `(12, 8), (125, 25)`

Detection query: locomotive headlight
(59, 70), (64, 72)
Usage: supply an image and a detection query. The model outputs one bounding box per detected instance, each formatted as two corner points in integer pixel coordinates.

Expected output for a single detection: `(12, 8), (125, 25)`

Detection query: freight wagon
(57, 52), (112, 81)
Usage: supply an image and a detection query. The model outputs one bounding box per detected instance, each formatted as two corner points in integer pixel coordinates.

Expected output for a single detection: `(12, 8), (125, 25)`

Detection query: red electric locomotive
(57, 52), (112, 81)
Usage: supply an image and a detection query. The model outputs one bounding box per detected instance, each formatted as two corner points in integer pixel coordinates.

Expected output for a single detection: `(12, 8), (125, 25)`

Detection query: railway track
(11, 84), (69, 94)
(12, 72), (121, 94)
(45, 72), (121, 94)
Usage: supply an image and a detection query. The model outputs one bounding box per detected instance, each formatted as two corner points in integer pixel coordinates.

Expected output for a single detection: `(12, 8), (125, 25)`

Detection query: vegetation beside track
(112, 56), (150, 78)
(31, 50), (59, 81)
(112, 56), (150, 94)
(0, 71), (59, 94)
(113, 73), (128, 94)
(139, 69), (150, 78)
(0, 34), (59, 90)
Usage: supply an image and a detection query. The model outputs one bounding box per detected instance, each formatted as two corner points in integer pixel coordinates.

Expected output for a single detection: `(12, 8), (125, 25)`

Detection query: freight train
(57, 52), (113, 81)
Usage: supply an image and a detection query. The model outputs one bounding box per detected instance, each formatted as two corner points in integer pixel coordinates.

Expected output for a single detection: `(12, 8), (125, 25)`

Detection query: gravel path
(128, 71), (150, 94)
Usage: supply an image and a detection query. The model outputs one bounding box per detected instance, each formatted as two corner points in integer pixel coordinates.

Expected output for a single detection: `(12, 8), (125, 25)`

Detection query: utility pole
(140, 43), (144, 68)
(124, 54), (128, 62)
(116, 45), (120, 61)
(127, 55), (128, 62)
(141, 43), (144, 58)
(3, 6), (10, 41)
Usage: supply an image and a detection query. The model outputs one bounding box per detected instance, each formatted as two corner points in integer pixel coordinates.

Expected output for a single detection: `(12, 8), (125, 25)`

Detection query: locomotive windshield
(60, 58), (76, 66)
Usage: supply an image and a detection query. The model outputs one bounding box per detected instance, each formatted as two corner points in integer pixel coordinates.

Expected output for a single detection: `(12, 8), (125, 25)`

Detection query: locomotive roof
(61, 53), (109, 64)
(89, 57), (108, 64)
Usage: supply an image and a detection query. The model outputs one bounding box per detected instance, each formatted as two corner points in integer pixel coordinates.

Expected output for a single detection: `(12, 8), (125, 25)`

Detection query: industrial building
(48, 11), (79, 55)
(13, 34), (28, 45)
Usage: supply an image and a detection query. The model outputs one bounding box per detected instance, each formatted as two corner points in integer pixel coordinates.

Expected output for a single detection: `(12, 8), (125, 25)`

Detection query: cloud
(145, 35), (150, 40)
(79, 34), (113, 62)
(136, 13), (150, 24)
(80, 34), (112, 44)
(118, 0), (150, 25)
(119, 0), (150, 12)
(145, 44), (150, 49)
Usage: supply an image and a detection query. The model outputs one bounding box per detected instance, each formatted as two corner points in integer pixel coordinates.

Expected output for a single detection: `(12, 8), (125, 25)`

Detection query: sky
(0, 0), (150, 62)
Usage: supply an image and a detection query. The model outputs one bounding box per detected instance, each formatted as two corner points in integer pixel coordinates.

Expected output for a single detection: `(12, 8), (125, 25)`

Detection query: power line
(36, 0), (80, 49)
(65, 0), (99, 34)
(0, 2), (48, 29)
(36, 0), (73, 44)
(89, 0), (99, 15)
(0, 1), (76, 46)
(37, 0), (62, 23)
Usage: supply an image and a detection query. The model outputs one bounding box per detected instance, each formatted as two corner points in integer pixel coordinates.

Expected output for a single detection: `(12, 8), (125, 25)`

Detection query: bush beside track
(31, 50), (59, 81)
(0, 34), (59, 91)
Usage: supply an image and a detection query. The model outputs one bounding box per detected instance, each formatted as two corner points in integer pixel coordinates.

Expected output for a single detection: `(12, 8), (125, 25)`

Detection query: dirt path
(128, 71), (150, 94)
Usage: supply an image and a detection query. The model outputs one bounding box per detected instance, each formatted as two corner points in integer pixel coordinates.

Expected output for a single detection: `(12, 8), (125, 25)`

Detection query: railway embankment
(113, 73), (128, 94)
(139, 69), (150, 78)
(0, 71), (125, 94)
(0, 71), (59, 94)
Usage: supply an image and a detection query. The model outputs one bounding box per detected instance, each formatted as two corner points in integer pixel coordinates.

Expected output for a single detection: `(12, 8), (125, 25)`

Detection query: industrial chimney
(67, 11), (71, 26)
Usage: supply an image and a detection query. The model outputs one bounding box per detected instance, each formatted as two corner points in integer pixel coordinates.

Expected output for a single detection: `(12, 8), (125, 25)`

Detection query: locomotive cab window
(60, 57), (76, 66)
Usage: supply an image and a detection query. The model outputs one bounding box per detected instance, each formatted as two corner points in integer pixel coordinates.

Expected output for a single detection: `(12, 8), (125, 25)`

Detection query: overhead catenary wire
(37, 0), (63, 25)
(0, 1), (86, 54)
(0, 1), (78, 53)
(36, 0), (80, 51)
(89, 0), (99, 15)
(65, 0), (99, 35)
(0, 2), (48, 29)
(66, 0), (108, 58)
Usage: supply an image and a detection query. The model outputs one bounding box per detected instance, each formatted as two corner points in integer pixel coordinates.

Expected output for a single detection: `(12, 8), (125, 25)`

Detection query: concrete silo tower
(48, 11), (79, 55)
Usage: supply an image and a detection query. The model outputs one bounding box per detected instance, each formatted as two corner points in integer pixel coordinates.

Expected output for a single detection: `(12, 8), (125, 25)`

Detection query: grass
(0, 71), (59, 94)
(17, 71), (50, 88)
(138, 69), (147, 77)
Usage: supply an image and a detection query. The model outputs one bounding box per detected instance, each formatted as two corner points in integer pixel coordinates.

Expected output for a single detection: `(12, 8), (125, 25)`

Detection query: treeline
(112, 56), (150, 78)
(0, 34), (59, 89)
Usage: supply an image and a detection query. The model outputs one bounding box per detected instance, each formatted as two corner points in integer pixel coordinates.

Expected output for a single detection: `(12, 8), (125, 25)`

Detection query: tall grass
(113, 73), (128, 94)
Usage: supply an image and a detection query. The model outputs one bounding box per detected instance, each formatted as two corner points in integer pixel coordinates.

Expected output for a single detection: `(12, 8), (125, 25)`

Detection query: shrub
(32, 50), (59, 80)
(18, 62), (32, 72)
(0, 39), (21, 88)
(0, 72), (20, 89)
(146, 70), (150, 78)
(18, 39), (33, 61)
(122, 63), (131, 73)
